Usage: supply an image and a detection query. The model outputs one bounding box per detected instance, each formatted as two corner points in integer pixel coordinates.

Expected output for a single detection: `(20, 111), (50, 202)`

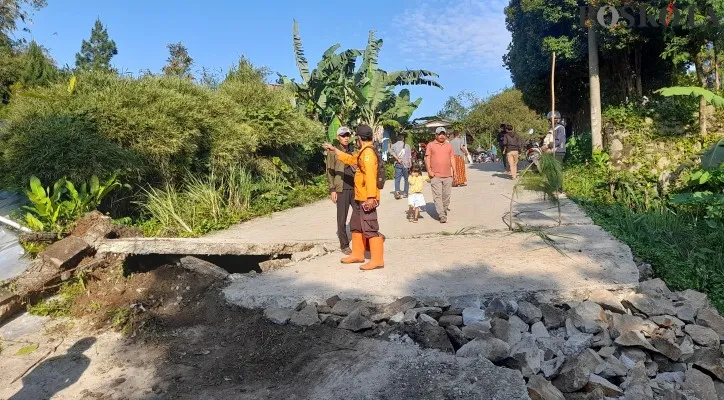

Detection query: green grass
(565, 165), (724, 312)
(27, 278), (86, 317)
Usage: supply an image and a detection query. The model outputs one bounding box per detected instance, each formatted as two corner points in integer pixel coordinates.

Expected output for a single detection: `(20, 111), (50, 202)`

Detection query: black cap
(356, 124), (374, 140)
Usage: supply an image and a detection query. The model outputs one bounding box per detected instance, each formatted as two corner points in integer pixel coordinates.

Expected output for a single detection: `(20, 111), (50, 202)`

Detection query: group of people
(322, 125), (470, 271)
(495, 113), (567, 179)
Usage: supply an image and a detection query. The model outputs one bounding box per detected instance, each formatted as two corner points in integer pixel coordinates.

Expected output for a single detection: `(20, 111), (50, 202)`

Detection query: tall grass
(138, 167), (326, 237)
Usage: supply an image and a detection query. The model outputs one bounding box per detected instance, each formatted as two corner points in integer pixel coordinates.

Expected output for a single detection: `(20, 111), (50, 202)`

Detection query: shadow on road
(9, 337), (96, 400)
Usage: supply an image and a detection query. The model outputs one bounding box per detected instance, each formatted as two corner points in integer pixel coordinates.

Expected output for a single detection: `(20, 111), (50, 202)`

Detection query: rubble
(258, 280), (724, 399)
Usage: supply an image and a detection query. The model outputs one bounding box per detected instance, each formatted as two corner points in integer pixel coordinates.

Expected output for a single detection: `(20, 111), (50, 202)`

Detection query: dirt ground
(0, 265), (527, 400)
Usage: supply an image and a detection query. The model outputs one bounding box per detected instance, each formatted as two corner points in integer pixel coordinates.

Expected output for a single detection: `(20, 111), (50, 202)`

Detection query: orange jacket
(336, 142), (381, 202)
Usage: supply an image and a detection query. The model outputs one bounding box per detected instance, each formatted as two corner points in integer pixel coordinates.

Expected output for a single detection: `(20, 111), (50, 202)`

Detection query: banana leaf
(655, 86), (724, 107)
(328, 115), (341, 143)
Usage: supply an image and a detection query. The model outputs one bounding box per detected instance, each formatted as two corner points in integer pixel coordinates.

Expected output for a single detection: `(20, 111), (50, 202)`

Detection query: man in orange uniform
(323, 124), (384, 271)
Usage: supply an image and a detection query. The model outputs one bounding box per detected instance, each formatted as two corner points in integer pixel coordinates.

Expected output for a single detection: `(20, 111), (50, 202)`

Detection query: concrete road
(219, 161), (640, 308)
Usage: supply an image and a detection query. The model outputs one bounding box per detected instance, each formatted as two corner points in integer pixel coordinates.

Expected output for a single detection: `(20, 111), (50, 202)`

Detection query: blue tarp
(0, 192), (29, 281)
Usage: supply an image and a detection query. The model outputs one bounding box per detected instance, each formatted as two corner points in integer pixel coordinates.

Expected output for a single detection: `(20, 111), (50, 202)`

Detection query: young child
(407, 166), (429, 223)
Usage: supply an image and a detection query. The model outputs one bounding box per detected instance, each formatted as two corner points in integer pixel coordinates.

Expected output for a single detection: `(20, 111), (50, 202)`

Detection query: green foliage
(0, 0), (47, 37)
(1, 67), (323, 189)
(656, 86), (724, 107)
(15, 343), (38, 355)
(23, 175), (123, 232)
(138, 167), (327, 237)
(565, 132), (592, 164)
(463, 89), (548, 149)
(671, 165), (724, 228)
(162, 42), (193, 78)
(75, 19), (118, 72)
(19, 40), (57, 87)
(28, 277), (86, 317)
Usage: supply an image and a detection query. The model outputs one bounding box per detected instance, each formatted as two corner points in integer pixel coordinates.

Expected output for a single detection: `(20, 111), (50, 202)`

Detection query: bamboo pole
(551, 52), (556, 128)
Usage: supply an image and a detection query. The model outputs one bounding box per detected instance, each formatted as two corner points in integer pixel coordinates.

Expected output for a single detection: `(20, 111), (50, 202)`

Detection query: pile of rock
(264, 278), (724, 400)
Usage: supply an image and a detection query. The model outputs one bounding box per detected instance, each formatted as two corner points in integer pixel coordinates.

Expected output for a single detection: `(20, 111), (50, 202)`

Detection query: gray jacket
(326, 144), (355, 193)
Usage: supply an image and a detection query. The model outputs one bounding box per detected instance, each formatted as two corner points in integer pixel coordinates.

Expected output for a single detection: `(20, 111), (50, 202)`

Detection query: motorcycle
(524, 128), (543, 172)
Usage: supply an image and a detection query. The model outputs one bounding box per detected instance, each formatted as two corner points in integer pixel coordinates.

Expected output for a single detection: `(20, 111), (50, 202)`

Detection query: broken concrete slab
(178, 256), (229, 280)
(40, 236), (91, 270)
(456, 336), (510, 363)
(263, 307), (292, 325)
(258, 259), (292, 273)
(96, 238), (320, 256)
(587, 290), (626, 314)
(527, 374), (565, 400)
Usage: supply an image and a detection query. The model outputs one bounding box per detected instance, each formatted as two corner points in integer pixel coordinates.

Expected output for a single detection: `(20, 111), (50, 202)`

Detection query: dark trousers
(350, 201), (381, 239)
(394, 164), (409, 195)
(336, 189), (354, 249)
(500, 145), (508, 170)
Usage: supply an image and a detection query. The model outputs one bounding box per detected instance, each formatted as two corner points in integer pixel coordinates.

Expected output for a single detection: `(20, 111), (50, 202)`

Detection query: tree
(162, 42), (193, 79)
(586, 9), (602, 150)
(0, 0), (46, 40)
(438, 91), (480, 121)
(19, 40), (57, 87)
(75, 19), (118, 72)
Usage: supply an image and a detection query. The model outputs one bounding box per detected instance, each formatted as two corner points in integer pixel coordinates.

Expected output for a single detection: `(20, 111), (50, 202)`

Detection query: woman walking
(451, 132), (468, 187)
(503, 125), (522, 179)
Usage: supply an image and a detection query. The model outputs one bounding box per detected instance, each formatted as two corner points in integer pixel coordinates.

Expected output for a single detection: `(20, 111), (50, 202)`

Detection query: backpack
(357, 146), (386, 190)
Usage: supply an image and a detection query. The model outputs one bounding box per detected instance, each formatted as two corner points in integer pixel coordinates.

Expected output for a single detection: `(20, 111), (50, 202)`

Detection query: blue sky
(16, 0), (513, 118)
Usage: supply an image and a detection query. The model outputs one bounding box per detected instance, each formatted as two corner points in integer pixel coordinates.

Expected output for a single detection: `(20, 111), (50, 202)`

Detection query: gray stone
(715, 381), (724, 400)
(178, 256), (229, 279)
(587, 290), (626, 314)
(691, 348), (724, 381)
(677, 289), (709, 310)
(579, 349), (606, 373)
(639, 278), (674, 299)
(622, 362), (653, 400)
(537, 337), (565, 360)
(591, 328), (612, 348)
(696, 308), (724, 336)
(316, 304), (332, 314)
(518, 301), (543, 324)
(289, 304), (321, 326)
(337, 308), (373, 332)
(438, 314), (463, 327)
(553, 357), (593, 393)
(527, 374), (566, 400)
(263, 307), (292, 325)
(651, 328), (684, 361)
(461, 321), (491, 339)
(622, 293), (677, 317)
(448, 294), (481, 310)
(599, 356), (628, 379)
(325, 295), (341, 308)
(654, 371), (685, 385)
(462, 307), (486, 325)
(403, 309), (418, 325)
(40, 236), (91, 270)
(651, 353), (686, 373)
(445, 325), (468, 350)
(258, 258), (292, 272)
(378, 296), (418, 319)
(421, 297), (450, 308)
(650, 315), (685, 328)
(682, 368), (717, 400)
(507, 336), (543, 377)
(323, 314), (343, 327)
(389, 311), (405, 324)
(565, 318), (582, 337)
(675, 305), (698, 323)
(409, 306), (443, 319)
(491, 317), (522, 346)
(486, 297), (513, 319)
(331, 299), (364, 316)
(531, 321), (550, 340)
(442, 308), (463, 316)
(404, 322), (454, 353)
(644, 361), (658, 378)
(596, 346), (615, 358)
(620, 347), (648, 363)
(563, 333), (595, 356)
(678, 335), (695, 361)
(609, 313), (657, 339)
(584, 374), (623, 397)
(541, 304), (566, 329)
(418, 313), (438, 326)
(684, 324), (720, 348)
(541, 355), (566, 379)
(456, 335), (510, 363)
(509, 315), (530, 333)
(616, 330), (659, 353)
(638, 263), (654, 281)
(294, 300), (310, 311)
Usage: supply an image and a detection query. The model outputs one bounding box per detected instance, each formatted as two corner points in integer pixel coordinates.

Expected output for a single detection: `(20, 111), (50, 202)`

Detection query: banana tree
(278, 20), (360, 126)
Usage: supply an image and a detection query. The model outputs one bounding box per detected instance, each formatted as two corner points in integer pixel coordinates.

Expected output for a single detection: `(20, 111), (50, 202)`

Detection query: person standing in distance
(322, 125), (385, 271)
(390, 132), (412, 199)
(326, 126), (355, 255)
(503, 125), (522, 179)
(496, 124), (508, 172)
(425, 127), (456, 223)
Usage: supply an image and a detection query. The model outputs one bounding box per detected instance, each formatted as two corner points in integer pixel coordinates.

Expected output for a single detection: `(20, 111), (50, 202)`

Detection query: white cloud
(394, 0), (511, 70)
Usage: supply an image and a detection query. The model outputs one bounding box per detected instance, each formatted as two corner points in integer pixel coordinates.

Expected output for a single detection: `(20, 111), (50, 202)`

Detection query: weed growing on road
(27, 278), (86, 317)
